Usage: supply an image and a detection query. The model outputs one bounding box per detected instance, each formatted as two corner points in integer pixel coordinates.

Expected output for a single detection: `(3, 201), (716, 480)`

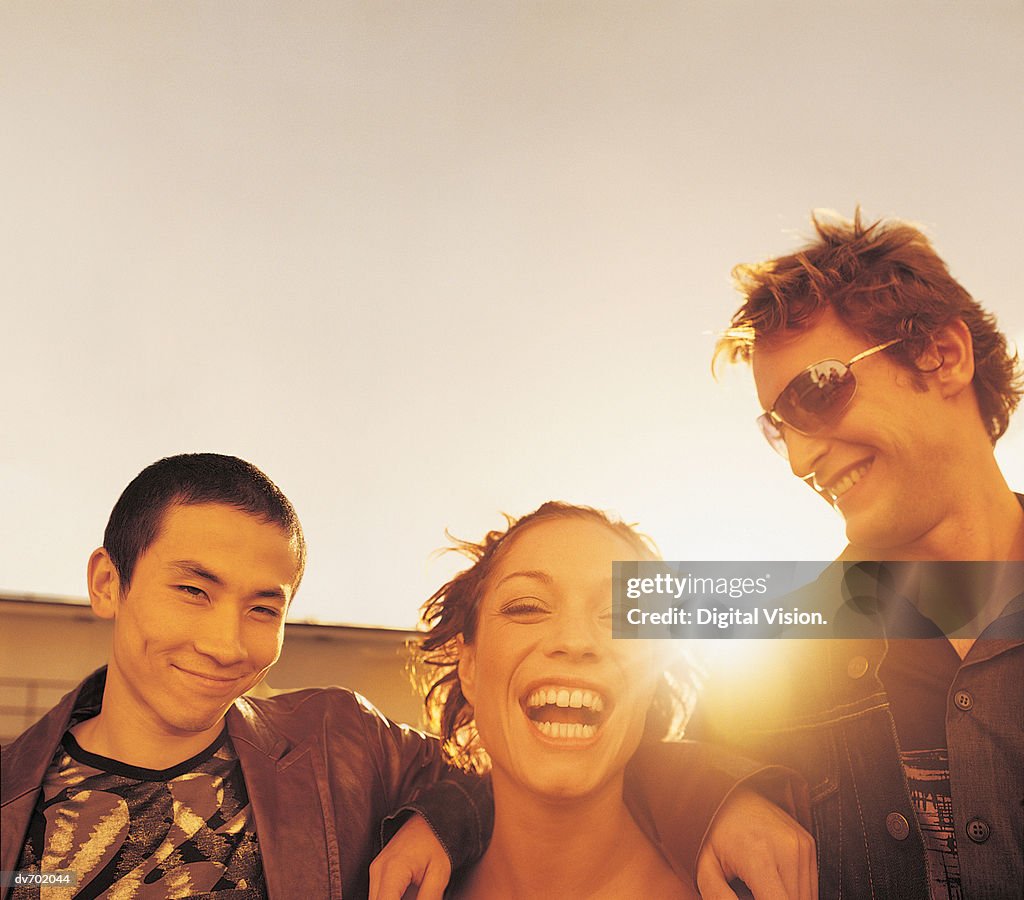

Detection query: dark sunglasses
(758, 339), (902, 457)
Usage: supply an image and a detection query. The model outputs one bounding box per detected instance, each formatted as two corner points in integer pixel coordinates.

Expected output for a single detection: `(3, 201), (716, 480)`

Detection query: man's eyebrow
(168, 561), (288, 603)
(169, 561), (224, 585)
(493, 570), (553, 589)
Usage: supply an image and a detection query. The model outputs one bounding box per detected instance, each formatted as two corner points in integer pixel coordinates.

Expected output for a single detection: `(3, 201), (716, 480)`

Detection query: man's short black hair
(104, 453), (306, 593)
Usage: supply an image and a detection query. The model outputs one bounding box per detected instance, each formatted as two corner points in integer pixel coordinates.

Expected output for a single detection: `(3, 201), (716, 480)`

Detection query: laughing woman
(419, 502), (698, 899)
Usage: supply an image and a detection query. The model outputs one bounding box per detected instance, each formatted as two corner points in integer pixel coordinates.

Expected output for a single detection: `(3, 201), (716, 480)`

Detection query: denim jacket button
(953, 690), (974, 711)
(966, 818), (991, 843)
(847, 655), (869, 679)
(886, 812), (910, 840)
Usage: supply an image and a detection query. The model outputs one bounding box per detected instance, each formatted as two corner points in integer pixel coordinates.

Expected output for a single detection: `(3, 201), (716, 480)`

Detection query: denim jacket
(685, 558), (1024, 900)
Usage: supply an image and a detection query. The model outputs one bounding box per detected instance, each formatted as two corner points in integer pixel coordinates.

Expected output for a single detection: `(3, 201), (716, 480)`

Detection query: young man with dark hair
(2, 453), (817, 899)
(1, 454), (473, 899)
(691, 212), (1024, 898)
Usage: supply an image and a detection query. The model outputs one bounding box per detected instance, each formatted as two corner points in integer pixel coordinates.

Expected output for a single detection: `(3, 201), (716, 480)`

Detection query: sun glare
(690, 638), (777, 681)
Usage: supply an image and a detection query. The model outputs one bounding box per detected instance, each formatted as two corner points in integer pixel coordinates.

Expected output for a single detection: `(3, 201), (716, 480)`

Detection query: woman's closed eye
(500, 597), (550, 620)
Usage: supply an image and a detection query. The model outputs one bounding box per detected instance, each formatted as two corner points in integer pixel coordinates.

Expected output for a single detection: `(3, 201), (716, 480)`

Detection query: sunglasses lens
(775, 361), (856, 432)
(757, 413), (789, 458)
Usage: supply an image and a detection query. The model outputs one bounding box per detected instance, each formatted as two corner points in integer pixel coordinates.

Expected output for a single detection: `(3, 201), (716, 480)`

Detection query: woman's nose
(542, 606), (605, 661)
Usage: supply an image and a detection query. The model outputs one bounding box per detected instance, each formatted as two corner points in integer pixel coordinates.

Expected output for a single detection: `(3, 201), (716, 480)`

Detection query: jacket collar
(227, 695), (291, 759)
(1, 666), (284, 803)
(226, 697), (341, 897)
(1, 668), (104, 807)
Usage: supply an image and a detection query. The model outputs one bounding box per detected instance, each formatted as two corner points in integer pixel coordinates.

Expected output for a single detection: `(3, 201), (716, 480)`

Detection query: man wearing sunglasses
(684, 211), (1023, 899)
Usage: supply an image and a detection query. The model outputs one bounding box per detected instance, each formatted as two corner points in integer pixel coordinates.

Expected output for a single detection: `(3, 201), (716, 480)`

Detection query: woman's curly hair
(416, 501), (693, 773)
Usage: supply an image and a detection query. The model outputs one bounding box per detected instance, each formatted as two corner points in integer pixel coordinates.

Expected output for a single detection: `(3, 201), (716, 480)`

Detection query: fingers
(369, 812), (454, 900)
(804, 829), (818, 900)
(802, 859), (814, 900)
(695, 855), (740, 900)
(781, 820), (816, 900)
(714, 826), (812, 900)
(773, 826), (816, 900)
(699, 787), (819, 900)
(776, 830), (802, 900)
(738, 865), (790, 900)
(412, 863), (448, 900)
(368, 859), (413, 900)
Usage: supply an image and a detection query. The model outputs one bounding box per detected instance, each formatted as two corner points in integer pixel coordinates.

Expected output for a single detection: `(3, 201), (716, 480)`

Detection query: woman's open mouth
(523, 685), (608, 740)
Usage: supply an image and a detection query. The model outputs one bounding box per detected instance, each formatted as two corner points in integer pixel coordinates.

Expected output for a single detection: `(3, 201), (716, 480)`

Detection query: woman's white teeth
(526, 687), (604, 712)
(534, 721), (597, 739)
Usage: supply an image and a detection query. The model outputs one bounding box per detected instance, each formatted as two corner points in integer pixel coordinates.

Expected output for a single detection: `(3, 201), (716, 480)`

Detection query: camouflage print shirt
(13, 728), (265, 900)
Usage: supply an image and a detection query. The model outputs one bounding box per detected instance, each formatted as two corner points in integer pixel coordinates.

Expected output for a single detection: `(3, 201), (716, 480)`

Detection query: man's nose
(783, 427), (830, 481)
(193, 604), (248, 667)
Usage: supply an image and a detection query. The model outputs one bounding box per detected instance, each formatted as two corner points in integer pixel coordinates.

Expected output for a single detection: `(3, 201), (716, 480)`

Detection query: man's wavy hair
(417, 501), (691, 773)
(715, 209), (1022, 443)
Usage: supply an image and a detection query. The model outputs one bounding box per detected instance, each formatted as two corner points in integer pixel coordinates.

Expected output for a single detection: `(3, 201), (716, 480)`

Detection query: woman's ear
(457, 633), (476, 706)
(88, 547), (122, 620)
(917, 318), (975, 398)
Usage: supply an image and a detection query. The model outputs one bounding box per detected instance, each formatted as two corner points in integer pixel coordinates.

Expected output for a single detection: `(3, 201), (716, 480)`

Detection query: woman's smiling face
(457, 516), (661, 801)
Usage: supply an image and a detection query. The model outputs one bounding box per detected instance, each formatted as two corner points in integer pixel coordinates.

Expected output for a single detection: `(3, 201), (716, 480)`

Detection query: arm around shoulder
(624, 740), (811, 885)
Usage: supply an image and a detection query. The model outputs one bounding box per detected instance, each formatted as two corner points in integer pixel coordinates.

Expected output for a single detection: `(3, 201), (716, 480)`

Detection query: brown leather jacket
(0, 668), (484, 900)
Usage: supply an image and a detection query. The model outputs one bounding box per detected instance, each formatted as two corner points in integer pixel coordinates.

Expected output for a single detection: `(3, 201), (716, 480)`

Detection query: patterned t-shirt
(901, 748), (963, 900)
(881, 636), (964, 900)
(13, 729), (266, 899)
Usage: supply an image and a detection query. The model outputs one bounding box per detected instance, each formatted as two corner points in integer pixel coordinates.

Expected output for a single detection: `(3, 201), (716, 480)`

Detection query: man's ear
(88, 548), (122, 620)
(456, 634), (476, 706)
(916, 318), (975, 398)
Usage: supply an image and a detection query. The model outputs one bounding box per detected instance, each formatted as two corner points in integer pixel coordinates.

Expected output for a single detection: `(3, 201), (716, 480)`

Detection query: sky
(3, 1), (1023, 628)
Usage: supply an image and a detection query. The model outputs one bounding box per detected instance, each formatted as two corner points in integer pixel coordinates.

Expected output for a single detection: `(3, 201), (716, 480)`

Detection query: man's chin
(162, 705), (233, 737)
(843, 514), (914, 560)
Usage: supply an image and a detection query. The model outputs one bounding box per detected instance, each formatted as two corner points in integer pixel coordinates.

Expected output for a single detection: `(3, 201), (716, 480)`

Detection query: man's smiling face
(752, 307), (959, 555)
(95, 502), (299, 744)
